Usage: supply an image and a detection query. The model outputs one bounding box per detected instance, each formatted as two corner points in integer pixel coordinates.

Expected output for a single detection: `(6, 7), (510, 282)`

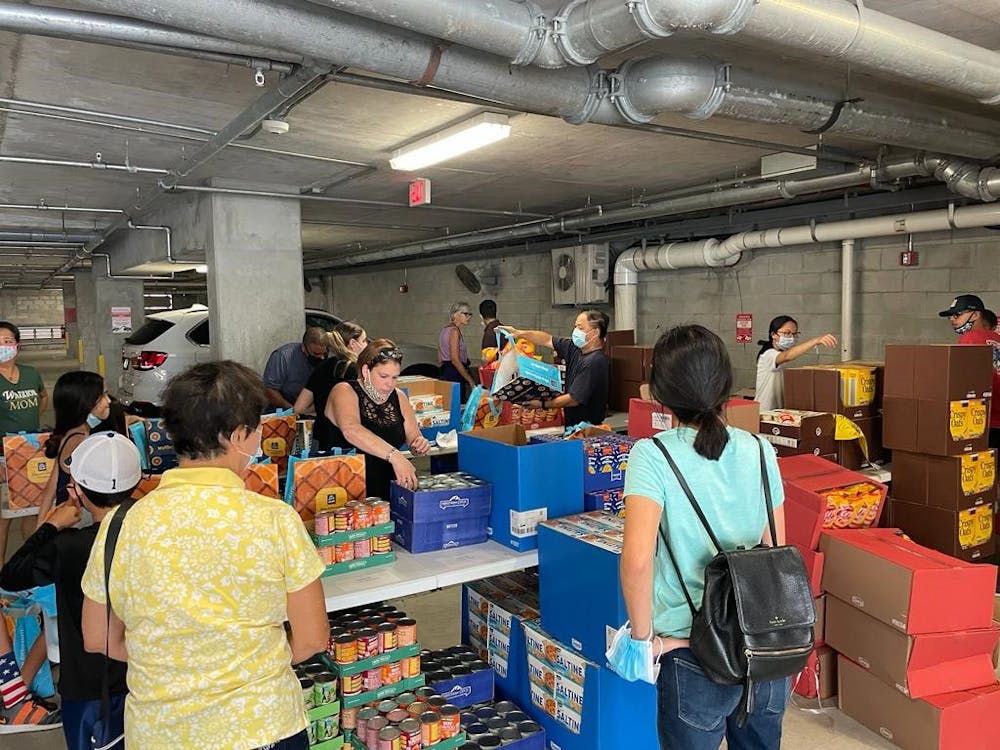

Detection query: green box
(324, 643), (421, 677)
(345, 730), (467, 750)
(322, 551), (395, 578)
(312, 735), (344, 750)
(307, 700), (340, 722)
(313, 521), (395, 547)
(340, 674), (426, 709)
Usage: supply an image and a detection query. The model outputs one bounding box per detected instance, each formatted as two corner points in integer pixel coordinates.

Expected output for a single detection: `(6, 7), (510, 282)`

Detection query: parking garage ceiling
(0, 0), (998, 287)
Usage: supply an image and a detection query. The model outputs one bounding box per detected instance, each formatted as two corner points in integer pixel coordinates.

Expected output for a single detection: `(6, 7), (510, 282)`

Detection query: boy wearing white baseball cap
(0, 431), (140, 747)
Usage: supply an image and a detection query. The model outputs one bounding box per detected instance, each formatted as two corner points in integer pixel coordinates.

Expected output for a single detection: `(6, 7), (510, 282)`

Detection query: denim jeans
(657, 648), (790, 750)
(252, 729), (309, 750)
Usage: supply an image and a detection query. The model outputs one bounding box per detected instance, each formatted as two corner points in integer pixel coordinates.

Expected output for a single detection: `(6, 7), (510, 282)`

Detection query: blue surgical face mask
(777, 335), (796, 351)
(571, 328), (588, 348)
(86, 413), (103, 429)
(605, 621), (662, 685)
(0, 345), (16, 363)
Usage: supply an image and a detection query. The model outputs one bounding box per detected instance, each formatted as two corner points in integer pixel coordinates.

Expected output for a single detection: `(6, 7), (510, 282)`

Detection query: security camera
(261, 119), (289, 135)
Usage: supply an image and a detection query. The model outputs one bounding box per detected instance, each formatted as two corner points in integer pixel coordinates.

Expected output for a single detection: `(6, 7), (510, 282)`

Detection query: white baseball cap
(68, 431), (143, 494)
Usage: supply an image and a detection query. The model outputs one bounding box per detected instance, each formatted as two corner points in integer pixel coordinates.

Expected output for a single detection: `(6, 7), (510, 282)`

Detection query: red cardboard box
(885, 344), (992, 401)
(883, 397), (989, 456)
(838, 655), (1000, 750)
(825, 595), (999, 698)
(891, 450), (996, 510)
(627, 398), (759, 439)
(888, 499), (996, 563)
(778, 454), (841, 482)
(793, 645), (837, 700)
(796, 544), (825, 597)
(820, 528), (998, 634)
(783, 470), (887, 550)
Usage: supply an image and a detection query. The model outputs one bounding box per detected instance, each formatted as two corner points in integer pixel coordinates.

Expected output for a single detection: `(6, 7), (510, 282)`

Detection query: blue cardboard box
(537, 513), (627, 664)
(583, 488), (624, 517)
(389, 474), (492, 523)
(522, 621), (657, 750)
(530, 431), (634, 493)
(429, 666), (494, 708)
(458, 425), (584, 551)
(398, 378), (461, 441)
(391, 512), (489, 553)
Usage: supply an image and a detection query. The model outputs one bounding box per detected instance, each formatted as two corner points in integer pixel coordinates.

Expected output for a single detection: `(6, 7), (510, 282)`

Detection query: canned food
(426, 670), (452, 684)
(517, 721), (542, 735)
(439, 657), (461, 670)
(407, 701), (428, 719)
(354, 537), (372, 559)
(334, 634), (357, 664)
(397, 619), (417, 646)
(395, 692), (416, 708)
(386, 708), (408, 724)
(478, 735), (502, 749)
(458, 744), (480, 750)
(413, 686), (436, 700)
(505, 711), (528, 724)
(339, 673), (362, 696)
(362, 667), (382, 692)
(318, 545), (335, 566)
(499, 728), (522, 745)
(370, 500), (391, 525)
(334, 542), (355, 564)
(420, 711), (441, 746)
(458, 651), (481, 663)
(492, 701), (517, 716)
(486, 716), (508, 731)
(356, 628), (379, 658)
(334, 507), (353, 532)
(356, 707), (378, 738)
(302, 663), (325, 676)
(306, 719), (317, 745)
(426, 696), (446, 712)
(299, 678), (315, 710)
(384, 609), (405, 623)
(376, 699), (398, 716)
(439, 705), (461, 739)
(340, 705), (359, 731)
(460, 712), (477, 726)
(372, 534), (392, 554)
(314, 672), (337, 705)
(364, 615), (387, 628)
(313, 511), (334, 536)
(465, 722), (491, 739)
(381, 660), (402, 685)
(475, 707), (498, 721)
(367, 716), (388, 749)
(319, 714), (338, 741)
(353, 503), (372, 530)
(378, 726), (402, 750)
(401, 655), (421, 679)
(398, 718), (422, 750)
(377, 622), (398, 652)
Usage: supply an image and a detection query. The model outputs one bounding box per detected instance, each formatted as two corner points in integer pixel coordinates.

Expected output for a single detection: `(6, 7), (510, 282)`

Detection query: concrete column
(74, 269), (97, 371)
(205, 186), (304, 371)
(62, 282), (79, 358)
(90, 264), (145, 394)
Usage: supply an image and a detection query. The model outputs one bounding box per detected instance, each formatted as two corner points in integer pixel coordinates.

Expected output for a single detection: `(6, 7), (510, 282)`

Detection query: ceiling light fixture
(389, 113), (511, 172)
(195, 264), (208, 274)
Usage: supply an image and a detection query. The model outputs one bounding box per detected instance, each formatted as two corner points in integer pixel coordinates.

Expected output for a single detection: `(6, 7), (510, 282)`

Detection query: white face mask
(0, 345), (16, 363)
(86, 413), (103, 429)
(235, 428), (263, 470)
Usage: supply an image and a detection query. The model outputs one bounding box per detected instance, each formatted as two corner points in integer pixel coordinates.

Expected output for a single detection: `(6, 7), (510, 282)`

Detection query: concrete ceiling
(0, 0), (998, 286)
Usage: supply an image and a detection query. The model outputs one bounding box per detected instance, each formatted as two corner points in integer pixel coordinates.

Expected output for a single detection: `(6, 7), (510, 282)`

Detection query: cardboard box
(888, 499), (996, 562)
(584, 488), (624, 517)
(778, 454), (842, 482)
(609, 345), (652, 383)
(458, 425), (584, 551)
(838, 655), (1000, 750)
(783, 470), (887, 550)
(784, 365), (878, 419)
(796, 544), (825, 597)
(628, 398), (759, 439)
(400, 378), (461, 440)
(815, 594), (827, 645)
(759, 409), (836, 457)
(891, 450), (996, 510)
(793, 645), (837, 700)
(428, 665), (495, 709)
(825, 595), (999, 698)
(391, 513), (490, 552)
(883, 397), (989, 456)
(530, 431), (634, 493)
(537, 512), (626, 663)
(604, 330), (635, 352)
(522, 620), (657, 750)
(885, 344), (993, 401)
(820, 528), (998, 634)
(610, 379), (644, 413)
(389, 474), (492, 523)
(836, 416), (884, 470)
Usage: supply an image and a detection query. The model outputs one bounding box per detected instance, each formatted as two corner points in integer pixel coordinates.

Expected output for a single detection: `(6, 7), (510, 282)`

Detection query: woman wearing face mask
(754, 316), (837, 412)
(327, 339), (431, 500)
(438, 302), (478, 401)
(35, 371), (112, 528)
(294, 322), (368, 451)
(80, 360), (328, 750)
(501, 310), (610, 426)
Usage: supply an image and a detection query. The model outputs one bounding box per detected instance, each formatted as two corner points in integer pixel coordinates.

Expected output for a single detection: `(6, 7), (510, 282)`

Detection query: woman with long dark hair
(618, 325), (790, 749)
(754, 315), (837, 411)
(35, 371), (110, 526)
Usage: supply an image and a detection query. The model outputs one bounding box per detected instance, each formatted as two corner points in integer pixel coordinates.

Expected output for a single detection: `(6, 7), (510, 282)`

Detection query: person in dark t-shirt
(479, 299), (503, 354)
(500, 310), (610, 426)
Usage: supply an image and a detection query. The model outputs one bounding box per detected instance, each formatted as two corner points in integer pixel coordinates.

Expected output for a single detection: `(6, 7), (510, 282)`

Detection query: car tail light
(134, 351), (168, 370)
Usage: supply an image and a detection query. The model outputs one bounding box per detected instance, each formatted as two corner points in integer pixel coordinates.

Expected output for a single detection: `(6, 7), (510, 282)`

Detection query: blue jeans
(252, 730), (309, 750)
(657, 649), (790, 750)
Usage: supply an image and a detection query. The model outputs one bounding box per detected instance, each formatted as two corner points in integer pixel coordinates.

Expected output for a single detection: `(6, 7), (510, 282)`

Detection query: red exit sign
(408, 178), (431, 206)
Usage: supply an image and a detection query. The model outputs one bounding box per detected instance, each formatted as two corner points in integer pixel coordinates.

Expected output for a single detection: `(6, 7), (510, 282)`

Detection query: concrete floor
(0, 351), (972, 749)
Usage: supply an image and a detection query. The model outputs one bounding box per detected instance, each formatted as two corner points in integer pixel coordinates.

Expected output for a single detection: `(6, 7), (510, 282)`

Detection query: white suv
(119, 305), (440, 415)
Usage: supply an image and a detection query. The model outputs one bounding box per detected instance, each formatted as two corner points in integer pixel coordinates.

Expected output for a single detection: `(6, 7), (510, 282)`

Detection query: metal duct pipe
(323, 154), (1000, 268)
(92, 253), (175, 280)
(0, 2), (297, 72)
(69, 1), (1000, 157)
(126, 221), (198, 268)
(0, 230), (100, 243)
(841, 239), (854, 361)
(0, 155), (168, 175)
(0, 202), (124, 214)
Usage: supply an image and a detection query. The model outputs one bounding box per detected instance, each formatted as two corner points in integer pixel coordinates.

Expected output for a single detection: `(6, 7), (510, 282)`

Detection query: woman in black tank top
(326, 339), (432, 500)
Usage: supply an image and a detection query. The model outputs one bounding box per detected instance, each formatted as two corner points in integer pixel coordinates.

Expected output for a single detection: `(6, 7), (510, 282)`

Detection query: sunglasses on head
(372, 347), (403, 364)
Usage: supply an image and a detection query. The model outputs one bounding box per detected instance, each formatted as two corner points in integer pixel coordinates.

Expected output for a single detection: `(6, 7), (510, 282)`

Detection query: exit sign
(408, 178), (431, 206)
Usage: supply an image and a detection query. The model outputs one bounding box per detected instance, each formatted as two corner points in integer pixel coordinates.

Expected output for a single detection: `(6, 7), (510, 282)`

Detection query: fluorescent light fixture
(194, 264), (208, 274)
(389, 112), (511, 171)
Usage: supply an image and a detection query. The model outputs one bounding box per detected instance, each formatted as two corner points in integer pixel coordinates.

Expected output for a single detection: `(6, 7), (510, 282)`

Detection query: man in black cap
(940, 294), (1000, 448)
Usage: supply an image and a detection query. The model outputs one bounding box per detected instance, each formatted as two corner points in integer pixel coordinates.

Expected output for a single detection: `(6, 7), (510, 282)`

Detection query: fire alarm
(900, 251), (919, 266)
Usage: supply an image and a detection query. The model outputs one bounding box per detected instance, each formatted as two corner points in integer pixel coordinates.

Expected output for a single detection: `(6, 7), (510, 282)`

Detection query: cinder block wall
(323, 228), (1000, 392)
(0, 289), (64, 326)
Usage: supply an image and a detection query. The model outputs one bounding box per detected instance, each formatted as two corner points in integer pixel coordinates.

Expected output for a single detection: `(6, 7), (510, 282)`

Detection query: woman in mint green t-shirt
(620, 325), (788, 750)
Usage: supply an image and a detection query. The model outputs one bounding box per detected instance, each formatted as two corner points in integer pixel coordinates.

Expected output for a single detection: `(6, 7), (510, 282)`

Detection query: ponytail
(692, 410), (729, 461)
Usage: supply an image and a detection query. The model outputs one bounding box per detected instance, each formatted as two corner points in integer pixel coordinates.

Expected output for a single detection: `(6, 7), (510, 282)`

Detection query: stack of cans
(314, 498), (393, 566)
(353, 686), (464, 749)
(457, 702), (543, 749)
(415, 473), (488, 492)
(420, 645), (490, 687)
(294, 660), (341, 746)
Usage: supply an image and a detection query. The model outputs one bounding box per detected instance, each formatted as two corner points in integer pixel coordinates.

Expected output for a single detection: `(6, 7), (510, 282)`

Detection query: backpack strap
(98, 499), (137, 727)
(756, 435), (779, 549)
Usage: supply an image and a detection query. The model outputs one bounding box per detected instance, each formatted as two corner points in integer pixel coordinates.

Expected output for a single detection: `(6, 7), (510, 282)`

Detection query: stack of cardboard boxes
(821, 528), (1000, 749)
(608, 343), (654, 412)
(781, 361), (885, 468)
(882, 345), (997, 561)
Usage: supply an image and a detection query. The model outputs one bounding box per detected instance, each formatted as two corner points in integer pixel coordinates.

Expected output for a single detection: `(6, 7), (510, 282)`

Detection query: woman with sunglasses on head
(438, 302), (477, 400)
(327, 339), (431, 500)
(755, 316), (837, 412)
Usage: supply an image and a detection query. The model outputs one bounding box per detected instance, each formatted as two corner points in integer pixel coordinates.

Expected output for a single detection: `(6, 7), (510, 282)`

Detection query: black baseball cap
(939, 294), (985, 317)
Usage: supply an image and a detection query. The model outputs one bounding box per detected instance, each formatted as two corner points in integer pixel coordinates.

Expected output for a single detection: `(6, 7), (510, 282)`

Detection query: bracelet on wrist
(385, 448), (398, 462)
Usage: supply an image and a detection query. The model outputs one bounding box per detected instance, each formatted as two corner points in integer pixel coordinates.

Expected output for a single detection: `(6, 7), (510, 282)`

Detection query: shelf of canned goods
(320, 542), (539, 611)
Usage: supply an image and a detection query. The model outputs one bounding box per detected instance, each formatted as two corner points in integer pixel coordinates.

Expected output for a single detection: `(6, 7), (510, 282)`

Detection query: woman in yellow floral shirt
(81, 361), (328, 750)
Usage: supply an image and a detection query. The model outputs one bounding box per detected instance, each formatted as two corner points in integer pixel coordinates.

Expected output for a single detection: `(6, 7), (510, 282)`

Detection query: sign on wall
(111, 306), (132, 334)
(736, 313), (753, 344)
